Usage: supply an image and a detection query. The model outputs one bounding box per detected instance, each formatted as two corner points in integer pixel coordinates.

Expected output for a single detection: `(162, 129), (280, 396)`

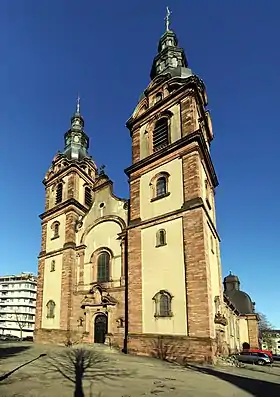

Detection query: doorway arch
(94, 313), (108, 344)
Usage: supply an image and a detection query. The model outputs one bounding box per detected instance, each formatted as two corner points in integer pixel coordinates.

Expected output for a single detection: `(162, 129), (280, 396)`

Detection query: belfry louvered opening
(55, 183), (63, 204)
(153, 118), (169, 151)
(84, 186), (92, 206)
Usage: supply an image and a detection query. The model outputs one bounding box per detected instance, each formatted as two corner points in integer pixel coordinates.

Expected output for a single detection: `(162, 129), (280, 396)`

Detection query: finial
(229, 270), (232, 275)
(99, 164), (106, 175)
(76, 94), (80, 114)
(165, 6), (172, 32)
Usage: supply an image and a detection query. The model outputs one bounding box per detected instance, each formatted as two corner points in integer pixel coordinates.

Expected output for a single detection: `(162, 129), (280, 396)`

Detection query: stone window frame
(46, 300), (55, 319)
(150, 172), (170, 202)
(153, 290), (173, 318)
(50, 260), (55, 272)
(51, 221), (60, 240)
(156, 229), (167, 247)
(90, 247), (113, 284)
(205, 179), (212, 210)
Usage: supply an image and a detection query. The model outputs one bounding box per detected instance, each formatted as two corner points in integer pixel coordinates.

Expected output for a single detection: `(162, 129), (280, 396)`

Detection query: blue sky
(1, 1), (279, 327)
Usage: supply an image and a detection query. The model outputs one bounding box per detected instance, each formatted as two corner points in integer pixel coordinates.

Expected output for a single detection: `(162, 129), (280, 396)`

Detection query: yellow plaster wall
(207, 224), (222, 324)
(140, 158), (183, 221)
(140, 124), (149, 159)
(239, 317), (249, 345)
(83, 221), (122, 285)
(41, 254), (62, 329)
(45, 214), (66, 252)
(79, 185), (127, 235)
(169, 103), (181, 142)
(223, 305), (246, 352)
(141, 218), (187, 335)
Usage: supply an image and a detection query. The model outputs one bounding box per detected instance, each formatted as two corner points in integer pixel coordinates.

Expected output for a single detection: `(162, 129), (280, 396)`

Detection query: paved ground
(1, 343), (280, 397)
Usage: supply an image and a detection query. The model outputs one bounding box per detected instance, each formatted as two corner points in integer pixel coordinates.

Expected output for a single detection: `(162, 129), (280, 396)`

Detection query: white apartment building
(262, 330), (280, 355)
(0, 273), (37, 338)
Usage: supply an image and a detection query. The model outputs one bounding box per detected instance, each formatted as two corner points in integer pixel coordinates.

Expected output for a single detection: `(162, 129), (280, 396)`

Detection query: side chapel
(35, 14), (259, 361)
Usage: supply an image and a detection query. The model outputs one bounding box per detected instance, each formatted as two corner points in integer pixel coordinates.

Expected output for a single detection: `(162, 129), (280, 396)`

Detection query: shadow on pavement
(0, 344), (31, 360)
(186, 364), (280, 397)
(0, 353), (47, 382)
(46, 347), (134, 397)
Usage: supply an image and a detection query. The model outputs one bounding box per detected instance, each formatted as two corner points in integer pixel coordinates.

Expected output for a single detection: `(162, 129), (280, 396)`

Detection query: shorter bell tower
(35, 98), (98, 342)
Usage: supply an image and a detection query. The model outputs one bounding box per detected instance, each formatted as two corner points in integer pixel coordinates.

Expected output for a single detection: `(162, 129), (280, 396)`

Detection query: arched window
(156, 229), (166, 247)
(84, 186), (92, 206)
(150, 172), (170, 202)
(46, 300), (55, 319)
(55, 183), (63, 204)
(50, 260), (55, 272)
(52, 221), (60, 239)
(156, 177), (167, 197)
(160, 294), (171, 317)
(97, 252), (110, 282)
(153, 290), (173, 318)
(153, 118), (169, 151)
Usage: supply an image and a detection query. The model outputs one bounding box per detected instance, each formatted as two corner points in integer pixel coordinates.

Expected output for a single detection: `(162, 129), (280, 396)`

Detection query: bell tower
(35, 98), (97, 342)
(125, 10), (223, 361)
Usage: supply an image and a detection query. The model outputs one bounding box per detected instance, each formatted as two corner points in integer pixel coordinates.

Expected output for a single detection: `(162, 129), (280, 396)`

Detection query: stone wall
(127, 333), (216, 363)
(247, 314), (259, 349)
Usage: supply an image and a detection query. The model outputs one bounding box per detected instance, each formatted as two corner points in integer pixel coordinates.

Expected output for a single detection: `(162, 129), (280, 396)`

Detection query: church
(34, 14), (259, 362)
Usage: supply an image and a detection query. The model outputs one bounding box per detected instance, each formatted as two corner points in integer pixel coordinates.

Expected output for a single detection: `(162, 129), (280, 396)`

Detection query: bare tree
(258, 312), (274, 349)
(10, 311), (28, 340)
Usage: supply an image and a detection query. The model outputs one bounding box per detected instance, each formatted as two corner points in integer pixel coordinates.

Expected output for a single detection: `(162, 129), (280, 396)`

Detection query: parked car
(272, 354), (280, 361)
(245, 349), (273, 359)
(23, 336), (33, 342)
(235, 351), (272, 365)
(0, 334), (20, 341)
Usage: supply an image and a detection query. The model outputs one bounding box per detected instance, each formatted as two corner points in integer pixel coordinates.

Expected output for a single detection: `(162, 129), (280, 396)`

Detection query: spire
(76, 94), (81, 114)
(165, 6), (172, 32)
(150, 8), (192, 80)
(63, 97), (90, 160)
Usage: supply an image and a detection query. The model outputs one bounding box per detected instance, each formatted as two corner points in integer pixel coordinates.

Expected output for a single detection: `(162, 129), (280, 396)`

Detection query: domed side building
(216, 272), (259, 354)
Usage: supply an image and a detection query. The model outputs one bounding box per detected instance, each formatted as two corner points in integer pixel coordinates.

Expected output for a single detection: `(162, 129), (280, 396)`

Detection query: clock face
(74, 135), (79, 143)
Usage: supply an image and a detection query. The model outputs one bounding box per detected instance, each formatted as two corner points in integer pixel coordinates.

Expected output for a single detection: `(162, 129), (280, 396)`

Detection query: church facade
(35, 21), (259, 361)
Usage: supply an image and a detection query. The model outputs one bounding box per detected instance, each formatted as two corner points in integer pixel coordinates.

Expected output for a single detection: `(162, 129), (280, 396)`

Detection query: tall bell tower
(35, 99), (97, 342)
(125, 10), (223, 361)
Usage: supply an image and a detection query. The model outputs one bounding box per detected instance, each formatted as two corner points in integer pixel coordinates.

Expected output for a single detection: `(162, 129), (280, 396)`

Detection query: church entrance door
(94, 314), (108, 344)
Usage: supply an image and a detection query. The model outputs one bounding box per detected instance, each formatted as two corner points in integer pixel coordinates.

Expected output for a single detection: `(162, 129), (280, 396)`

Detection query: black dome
(225, 290), (255, 315)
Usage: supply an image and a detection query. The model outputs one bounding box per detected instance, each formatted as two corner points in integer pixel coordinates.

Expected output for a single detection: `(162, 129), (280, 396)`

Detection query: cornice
(43, 160), (96, 187)
(126, 75), (203, 132)
(124, 130), (218, 188)
(127, 196), (220, 241)
(39, 198), (88, 220)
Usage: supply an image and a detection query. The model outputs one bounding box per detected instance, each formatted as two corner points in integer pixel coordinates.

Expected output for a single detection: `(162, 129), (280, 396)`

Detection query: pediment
(146, 74), (170, 92)
(77, 175), (128, 240)
(132, 97), (149, 120)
